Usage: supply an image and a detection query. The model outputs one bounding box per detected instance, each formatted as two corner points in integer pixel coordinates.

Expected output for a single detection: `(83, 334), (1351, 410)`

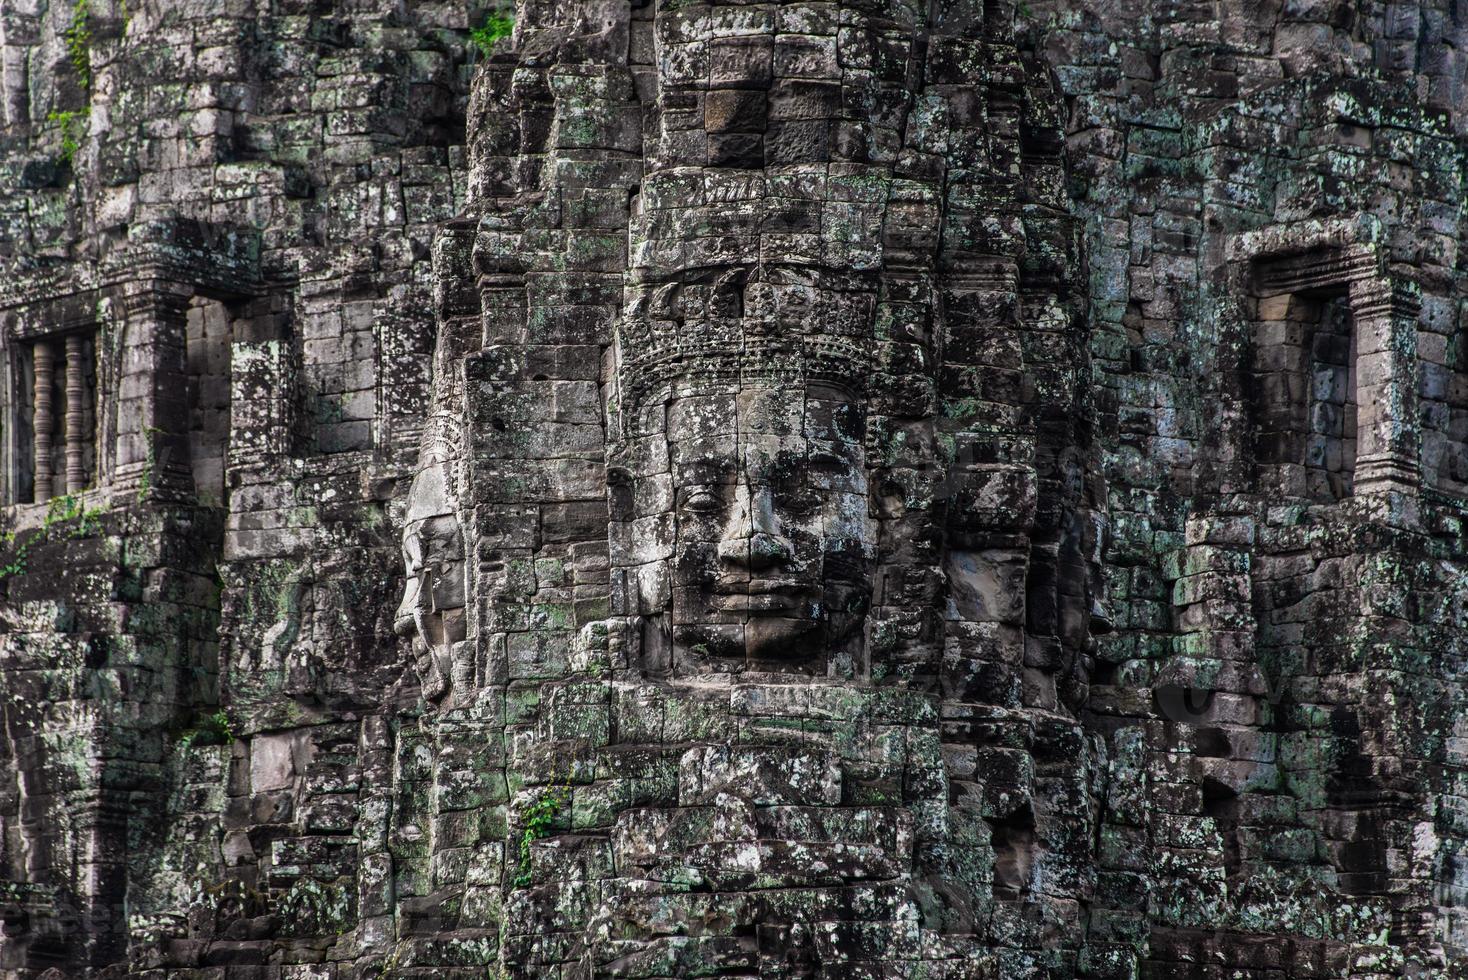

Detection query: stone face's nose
(717, 484), (795, 575)
(746, 530), (794, 572)
(393, 576), (422, 639)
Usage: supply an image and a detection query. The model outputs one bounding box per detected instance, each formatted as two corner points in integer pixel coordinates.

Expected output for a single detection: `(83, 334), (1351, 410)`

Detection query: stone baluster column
(1350, 277), (1421, 495)
(32, 339), (55, 501)
(65, 333), (86, 493)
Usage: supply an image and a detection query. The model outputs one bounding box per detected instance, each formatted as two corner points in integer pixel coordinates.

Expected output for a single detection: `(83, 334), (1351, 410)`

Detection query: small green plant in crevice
(136, 425), (164, 503)
(47, 109), (87, 167)
(0, 493), (107, 581)
(469, 12), (514, 57)
(177, 710), (234, 750)
(55, 493), (106, 538)
(513, 781), (569, 888)
(0, 532), (33, 581)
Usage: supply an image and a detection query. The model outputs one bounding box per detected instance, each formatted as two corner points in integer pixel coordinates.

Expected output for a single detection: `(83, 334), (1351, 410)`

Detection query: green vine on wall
(374, 947), (403, 979)
(48, 0), (93, 170)
(469, 12), (514, 58)
(64, 0), (93, 90)
(137, 425), (165, 503)
(513, 781), (569, 888)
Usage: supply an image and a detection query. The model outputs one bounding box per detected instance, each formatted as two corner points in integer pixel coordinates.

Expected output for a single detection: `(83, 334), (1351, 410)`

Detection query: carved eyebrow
(760, 456), (815, 491)
(686, 453), (735, 468)
(679, 456), (738, 483)
(808, 449), (850, 470)
(402, 532), (425, 567)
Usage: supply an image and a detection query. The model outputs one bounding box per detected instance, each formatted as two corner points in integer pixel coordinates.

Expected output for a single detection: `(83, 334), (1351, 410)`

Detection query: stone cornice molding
(0, 224), (264, 320)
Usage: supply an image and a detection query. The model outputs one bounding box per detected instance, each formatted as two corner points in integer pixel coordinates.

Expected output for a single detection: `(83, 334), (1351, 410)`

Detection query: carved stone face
(393, 450), (465, 699)
(665, 386), (873, 668)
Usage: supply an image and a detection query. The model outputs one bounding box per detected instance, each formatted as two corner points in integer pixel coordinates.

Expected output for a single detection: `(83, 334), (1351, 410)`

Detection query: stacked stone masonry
(1, 0), (1468, 977)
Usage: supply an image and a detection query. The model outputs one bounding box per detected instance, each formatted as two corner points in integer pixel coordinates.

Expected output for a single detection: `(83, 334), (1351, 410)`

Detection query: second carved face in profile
(393, 435), (466, 702)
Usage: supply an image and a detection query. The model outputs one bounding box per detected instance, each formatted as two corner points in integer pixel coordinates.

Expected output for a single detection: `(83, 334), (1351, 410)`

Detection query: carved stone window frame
(0, 288), (108, 509)
(1228, 218), (1421, 500)
(0, 235), (265, 512)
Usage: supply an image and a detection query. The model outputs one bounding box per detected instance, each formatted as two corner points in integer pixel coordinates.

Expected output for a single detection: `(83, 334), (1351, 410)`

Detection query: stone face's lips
(746, 593), (805, 614)
(711, 590), (809, 615)
(710, 578), (814, 614)
(732, 578), (807, 594)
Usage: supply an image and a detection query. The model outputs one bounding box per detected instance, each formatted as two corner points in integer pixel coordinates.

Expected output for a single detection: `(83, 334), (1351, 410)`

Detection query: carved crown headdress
(615, 263), (878, 415)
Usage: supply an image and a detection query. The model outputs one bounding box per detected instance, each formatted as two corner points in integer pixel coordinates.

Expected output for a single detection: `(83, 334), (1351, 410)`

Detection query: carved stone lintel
(32, 340), (55, 501)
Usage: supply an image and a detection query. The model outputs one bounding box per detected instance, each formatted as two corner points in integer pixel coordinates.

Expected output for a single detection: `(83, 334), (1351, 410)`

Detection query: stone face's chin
(676, 575), (871, 662)
(673, 606), (825, 661)
(744, 615), (821, 660)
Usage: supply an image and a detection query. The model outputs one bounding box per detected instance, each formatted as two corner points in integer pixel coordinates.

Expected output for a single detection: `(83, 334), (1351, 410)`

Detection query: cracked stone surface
(3, 0), (1468, 977)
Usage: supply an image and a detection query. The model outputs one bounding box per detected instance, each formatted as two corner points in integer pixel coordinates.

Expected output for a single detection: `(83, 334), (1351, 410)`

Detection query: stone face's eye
(682, 488), (722, 514)
(809, 450), (847, 472)
(780, 489), (822, 516)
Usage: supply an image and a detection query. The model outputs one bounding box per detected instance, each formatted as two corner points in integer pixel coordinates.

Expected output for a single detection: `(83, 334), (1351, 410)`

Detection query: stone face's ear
(709, 267), (747, 318)
(607, 465), (635, 522)
(650, 281), (680, 320)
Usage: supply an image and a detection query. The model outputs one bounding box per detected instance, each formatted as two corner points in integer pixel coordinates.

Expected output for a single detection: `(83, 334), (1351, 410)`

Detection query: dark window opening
(988, 808), (1037, 902)
(1428, 322), (1468, 494)
(1304, 294), (1357, 501)
(1252, 290), (1357, 503)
